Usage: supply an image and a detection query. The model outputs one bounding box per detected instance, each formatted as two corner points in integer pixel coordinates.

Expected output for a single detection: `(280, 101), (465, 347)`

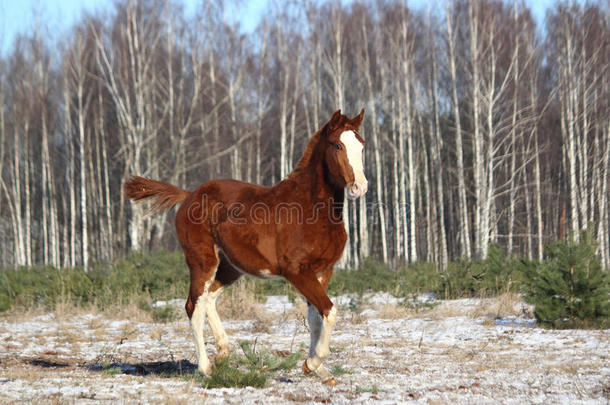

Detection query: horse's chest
(287, 222), (346, 264)
(316, 224), (347, 253)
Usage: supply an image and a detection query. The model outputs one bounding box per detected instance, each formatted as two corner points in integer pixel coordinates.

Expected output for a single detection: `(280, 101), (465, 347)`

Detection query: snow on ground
(0, 295), (608, 404)
(264, 295), (295, 313)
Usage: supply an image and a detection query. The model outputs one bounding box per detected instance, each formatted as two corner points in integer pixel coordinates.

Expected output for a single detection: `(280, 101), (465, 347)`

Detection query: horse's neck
(289, 155), (345, 221)
(288, 127), (345, 220)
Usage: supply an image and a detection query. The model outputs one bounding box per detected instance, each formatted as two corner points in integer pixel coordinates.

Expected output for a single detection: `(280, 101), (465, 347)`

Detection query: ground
(0, 294), (608, 404)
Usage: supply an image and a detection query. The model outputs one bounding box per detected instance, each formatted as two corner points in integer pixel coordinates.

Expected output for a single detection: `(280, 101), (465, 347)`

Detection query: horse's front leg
(305, 302), (337, 383)
(284, 270), (338, 385)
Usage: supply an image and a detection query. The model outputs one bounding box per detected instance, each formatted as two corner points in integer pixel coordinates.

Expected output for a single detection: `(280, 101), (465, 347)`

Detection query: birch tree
(445, 1), (471, 257)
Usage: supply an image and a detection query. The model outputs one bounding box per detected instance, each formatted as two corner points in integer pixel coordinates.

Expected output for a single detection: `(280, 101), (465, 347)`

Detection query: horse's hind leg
(307, 302), (323, 359)
(204, 255), (242, 358)
(184, 244), (220, 375)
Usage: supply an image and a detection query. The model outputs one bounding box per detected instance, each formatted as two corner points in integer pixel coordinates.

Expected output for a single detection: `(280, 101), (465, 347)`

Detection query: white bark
(469, 2), (485, 259)
(24, 121), (32, 266)
(361, 18), (387, 263)
(595, 131), (606, 270)
(446, 2), (471, 257)
(12, 120), (25, 266)
(327, 2), (351, 267)
(78, 76), (89, 270)
(532, 78), (544, 261)
(427, 11), (447, 269)
(507, 4), (520, 255)
(400, 11), (417, 263)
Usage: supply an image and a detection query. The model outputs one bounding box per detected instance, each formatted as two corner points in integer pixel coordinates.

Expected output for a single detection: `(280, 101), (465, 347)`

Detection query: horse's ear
(351, 108), (365, 129)
(329, 109), (342, 129)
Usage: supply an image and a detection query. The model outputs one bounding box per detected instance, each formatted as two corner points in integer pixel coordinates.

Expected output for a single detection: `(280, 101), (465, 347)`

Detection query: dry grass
(471, 292), (532, 319)
(292, 299), (308, 318)
(404, 293), (534, 321)
(425, 302), (472, 319)
(0, 364), (56, 381)
(377, 303), (412, 319)
(346, 311), (368, 324)
(0, 306), (49, 322)
(0, 296), (156, 325)
(250, 316), (273, 333)
(217, 281), (266, 320)
(1, 296), (608, 404)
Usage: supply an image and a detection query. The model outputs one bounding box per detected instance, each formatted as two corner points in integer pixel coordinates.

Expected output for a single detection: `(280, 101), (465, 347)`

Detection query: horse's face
(325, 109), (368, 199)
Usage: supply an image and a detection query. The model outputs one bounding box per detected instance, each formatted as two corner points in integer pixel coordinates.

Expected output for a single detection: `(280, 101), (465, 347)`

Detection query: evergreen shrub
(524, 231), (609, 329)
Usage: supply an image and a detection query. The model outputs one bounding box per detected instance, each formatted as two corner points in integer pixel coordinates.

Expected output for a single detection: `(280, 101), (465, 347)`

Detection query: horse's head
(324, 109), (368, 199)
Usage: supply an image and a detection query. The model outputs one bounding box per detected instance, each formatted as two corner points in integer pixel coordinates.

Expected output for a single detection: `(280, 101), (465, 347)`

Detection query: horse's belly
(219, 248), (282, 280)
(215, 222), (279, 277)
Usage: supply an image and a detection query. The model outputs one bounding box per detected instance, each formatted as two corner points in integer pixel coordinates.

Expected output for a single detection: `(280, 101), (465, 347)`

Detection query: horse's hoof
(197, 368), (212, 376)
(323, 377), (338, 386)
(302, 360), (313, 374)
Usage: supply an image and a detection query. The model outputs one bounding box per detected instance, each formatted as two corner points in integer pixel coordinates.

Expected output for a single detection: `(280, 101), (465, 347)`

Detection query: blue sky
(0, 0), (270, 52)
(0, 0), (555, 53)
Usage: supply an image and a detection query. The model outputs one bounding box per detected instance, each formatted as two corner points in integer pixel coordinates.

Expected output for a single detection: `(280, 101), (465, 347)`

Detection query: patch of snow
(151, 298), (184, 308)
(418, 292), (437, 302)
(358, 308), (379, 318)
(495, 317), (536, 326)
(264, 295), (295, 313)
(332, 292), (406, 307)
(1, 299), (608, 404)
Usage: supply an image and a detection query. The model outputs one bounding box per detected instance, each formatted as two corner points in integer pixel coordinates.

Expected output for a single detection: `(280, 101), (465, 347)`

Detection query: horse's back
(197, 178), (271, 203)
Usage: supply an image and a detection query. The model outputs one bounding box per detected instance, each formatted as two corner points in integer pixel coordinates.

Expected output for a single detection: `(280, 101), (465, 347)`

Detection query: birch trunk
(446, 2), (471, 257)
(401, 16), (417, 263)
(12, 120), (25, 266)
(469, 2), (486, 259)
(328, 2), (351, 267)
(532, 75), (544, 261)
(77, 79), (89, 270)
(507, 6), (519, 254)
(427, 17), (447, 269)
(64, 78), (76, 267)
(361, 18), (388, 263)
(24, 121), (32, 266)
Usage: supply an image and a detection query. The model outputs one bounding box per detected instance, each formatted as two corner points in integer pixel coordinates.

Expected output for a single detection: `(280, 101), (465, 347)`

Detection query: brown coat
(125, 109), (366, 318)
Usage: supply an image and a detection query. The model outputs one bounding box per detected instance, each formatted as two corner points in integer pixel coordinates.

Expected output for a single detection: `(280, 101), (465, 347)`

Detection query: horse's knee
(324, 305), (338, 328)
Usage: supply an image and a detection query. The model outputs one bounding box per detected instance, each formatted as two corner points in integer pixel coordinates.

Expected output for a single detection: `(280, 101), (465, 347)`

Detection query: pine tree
(526, 230), (609, 329)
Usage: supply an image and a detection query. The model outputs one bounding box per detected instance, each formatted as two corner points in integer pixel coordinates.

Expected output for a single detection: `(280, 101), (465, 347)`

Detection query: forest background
(0, 0), (608, 271)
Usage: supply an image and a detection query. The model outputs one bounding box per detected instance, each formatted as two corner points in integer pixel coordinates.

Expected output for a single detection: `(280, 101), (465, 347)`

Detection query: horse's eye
(335, 144), (342, 150)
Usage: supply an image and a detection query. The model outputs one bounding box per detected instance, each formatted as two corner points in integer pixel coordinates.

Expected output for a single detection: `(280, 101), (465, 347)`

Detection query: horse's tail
(125, 176), (190, 213)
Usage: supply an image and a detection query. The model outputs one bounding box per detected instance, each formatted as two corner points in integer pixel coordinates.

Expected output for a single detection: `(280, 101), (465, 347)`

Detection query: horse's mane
(291, 122), (329, 174)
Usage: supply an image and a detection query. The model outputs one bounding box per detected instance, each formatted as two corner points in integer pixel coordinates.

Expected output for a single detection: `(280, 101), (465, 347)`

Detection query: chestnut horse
(125, 109), (367, 385)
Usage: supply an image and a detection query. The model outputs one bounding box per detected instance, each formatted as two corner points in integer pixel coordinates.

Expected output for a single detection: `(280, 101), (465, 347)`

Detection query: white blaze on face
(340, 130), (368, 198)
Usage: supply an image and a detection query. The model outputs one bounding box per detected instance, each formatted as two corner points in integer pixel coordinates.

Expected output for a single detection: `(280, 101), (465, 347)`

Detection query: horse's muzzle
(347, 181), (368, 199)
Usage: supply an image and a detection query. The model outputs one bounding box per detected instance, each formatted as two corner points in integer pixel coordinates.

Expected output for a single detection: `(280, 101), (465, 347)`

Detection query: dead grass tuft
(1, 364), (59, 381)
(217, 281), (266, 321)
(251, 316), (273, 334)
(348, 311), (368, 324)
(149, 326), (166, 340)
(377, 303), (412, 319)
(0, 306), (48, 322)
(106, 302), (154, 322)
(471, 293), (532, 319)
(427, 302), (471, 319)
(290, 299), (308, 320)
